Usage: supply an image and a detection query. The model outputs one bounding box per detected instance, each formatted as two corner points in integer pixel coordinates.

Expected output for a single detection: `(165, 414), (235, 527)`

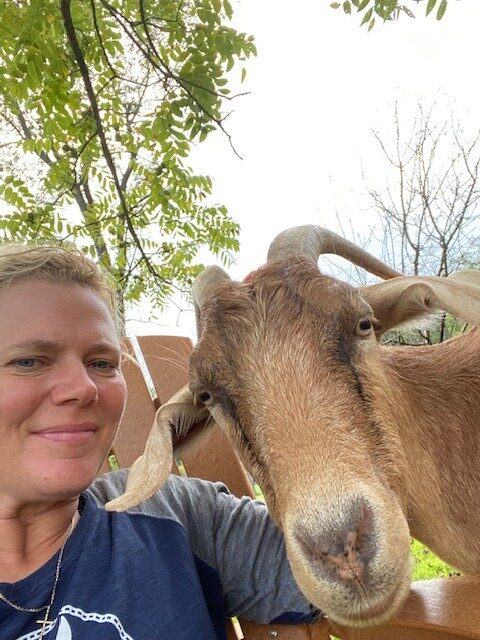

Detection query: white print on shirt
(15, 605), (134, 640)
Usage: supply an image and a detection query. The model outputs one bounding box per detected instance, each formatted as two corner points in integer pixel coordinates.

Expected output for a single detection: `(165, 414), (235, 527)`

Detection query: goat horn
(192, 265), (232, 336)
(267, 225), (401, 280)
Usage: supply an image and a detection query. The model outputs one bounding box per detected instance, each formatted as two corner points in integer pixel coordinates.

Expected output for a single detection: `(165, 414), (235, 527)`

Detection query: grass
(410, 539), (459, 580)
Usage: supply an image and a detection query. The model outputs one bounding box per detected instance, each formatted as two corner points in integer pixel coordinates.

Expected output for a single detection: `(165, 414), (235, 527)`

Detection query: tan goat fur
(107, 255), (480, 628)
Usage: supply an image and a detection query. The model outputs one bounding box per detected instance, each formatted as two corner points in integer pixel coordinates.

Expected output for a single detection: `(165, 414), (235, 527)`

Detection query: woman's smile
(31, 422), (99, 444)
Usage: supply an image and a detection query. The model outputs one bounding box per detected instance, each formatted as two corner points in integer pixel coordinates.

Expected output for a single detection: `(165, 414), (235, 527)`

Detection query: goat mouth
(336, 578), (409, 628)
(295, 547), (410, 628)
(298, 564), (409, 628)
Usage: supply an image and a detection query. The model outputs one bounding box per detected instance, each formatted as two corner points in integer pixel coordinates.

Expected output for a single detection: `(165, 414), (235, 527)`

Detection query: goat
(107, 225), (480, 628)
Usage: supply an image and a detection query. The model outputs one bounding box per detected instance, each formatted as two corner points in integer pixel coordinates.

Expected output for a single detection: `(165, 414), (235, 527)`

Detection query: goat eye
(355, 318), (372, 337)
(198, 391), (213, 405)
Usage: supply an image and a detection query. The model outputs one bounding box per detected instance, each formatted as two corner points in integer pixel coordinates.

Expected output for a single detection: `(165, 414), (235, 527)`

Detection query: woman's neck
(0, 497), (79, 583)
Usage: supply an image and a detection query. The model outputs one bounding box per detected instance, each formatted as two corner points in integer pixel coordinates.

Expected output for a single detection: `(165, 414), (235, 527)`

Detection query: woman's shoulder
(88, 470), (236, 523)
(87, 471), (260, 568)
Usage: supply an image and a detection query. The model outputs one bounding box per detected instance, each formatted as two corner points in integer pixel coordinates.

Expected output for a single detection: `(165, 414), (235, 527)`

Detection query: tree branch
(61, 0), (162, 282)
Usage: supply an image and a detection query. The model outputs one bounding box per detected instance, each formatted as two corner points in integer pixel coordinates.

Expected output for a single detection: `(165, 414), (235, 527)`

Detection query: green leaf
(426, 0), (437, 16)
(330, 2), (341, 8)
(26, 59), (39, 85)
(22, 139), (36, 152)
(387, 0), (397, 14)
(361, 7), (374, 25)
(400, 6), (415, 18)
(343, 1), (351, 14)
(436, 0), (447, 20)
(223, 0), (233, 19)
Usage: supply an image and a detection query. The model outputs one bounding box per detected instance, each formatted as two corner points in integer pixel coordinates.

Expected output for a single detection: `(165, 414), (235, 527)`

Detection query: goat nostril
(295, 502), (375, 585)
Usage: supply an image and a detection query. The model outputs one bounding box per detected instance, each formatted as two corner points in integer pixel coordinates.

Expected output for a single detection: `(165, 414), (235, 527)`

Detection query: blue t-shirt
(0, 471), (318, 639)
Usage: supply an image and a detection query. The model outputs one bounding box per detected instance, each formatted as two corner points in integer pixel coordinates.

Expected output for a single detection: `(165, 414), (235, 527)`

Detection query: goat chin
(289, 550), (411, 627)
(281, 490), (412, 627)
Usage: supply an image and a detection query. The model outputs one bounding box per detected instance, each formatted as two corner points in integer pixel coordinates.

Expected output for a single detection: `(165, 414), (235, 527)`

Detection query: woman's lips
(33, 423), (98, 444)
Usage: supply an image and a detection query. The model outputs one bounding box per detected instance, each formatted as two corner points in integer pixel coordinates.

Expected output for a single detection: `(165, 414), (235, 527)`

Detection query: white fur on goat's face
(189, 258), (412, 626)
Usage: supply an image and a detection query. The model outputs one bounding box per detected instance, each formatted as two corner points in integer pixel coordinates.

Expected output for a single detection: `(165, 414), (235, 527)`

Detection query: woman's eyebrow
(6, 340), (120, 356)
(7, 340), (58, 352)
(86, 343), (121, 356)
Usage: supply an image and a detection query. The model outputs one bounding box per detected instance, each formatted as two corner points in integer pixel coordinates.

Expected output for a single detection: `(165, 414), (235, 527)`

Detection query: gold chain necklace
(0, 515), (75, 639)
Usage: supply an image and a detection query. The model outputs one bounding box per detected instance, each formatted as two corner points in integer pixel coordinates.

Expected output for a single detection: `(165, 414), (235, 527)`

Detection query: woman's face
(0, 279), (127, 506)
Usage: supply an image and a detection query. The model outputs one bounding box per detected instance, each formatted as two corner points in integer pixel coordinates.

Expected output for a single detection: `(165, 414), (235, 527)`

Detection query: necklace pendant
(36, 614), (55, 634)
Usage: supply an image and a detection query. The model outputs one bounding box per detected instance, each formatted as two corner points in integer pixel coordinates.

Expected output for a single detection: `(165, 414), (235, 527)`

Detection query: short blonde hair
(0, 243), (123, 337)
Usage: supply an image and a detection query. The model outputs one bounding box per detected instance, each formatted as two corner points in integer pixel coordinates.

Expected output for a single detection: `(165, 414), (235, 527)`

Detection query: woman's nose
(49, 362), (99, 406)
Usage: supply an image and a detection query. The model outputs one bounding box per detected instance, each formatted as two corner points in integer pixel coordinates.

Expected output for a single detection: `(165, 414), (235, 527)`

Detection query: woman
(0, 244), (318, 640)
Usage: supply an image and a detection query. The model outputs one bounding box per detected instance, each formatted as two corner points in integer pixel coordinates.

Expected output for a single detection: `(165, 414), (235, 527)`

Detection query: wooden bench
(104, 335), (480, 640)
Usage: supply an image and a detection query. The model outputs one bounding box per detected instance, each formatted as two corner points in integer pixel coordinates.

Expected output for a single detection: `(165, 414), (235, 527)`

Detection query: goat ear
(105, 385), (210, 512)
(360, 270), (480, 336)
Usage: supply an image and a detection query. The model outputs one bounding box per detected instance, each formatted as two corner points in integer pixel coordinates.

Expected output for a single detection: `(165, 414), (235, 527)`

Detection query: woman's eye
(12, 358), (40, 369)
(90, 360), (118, 372)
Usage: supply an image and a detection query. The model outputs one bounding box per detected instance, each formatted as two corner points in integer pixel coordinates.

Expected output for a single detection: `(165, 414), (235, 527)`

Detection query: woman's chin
(28, 458), (104, 501)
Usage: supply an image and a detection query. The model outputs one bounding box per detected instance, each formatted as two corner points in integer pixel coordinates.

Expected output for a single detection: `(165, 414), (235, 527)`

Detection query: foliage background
(0, 0), (256, 311)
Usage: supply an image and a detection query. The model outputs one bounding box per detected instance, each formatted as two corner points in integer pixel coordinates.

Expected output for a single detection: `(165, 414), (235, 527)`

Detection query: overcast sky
(126, 0), (480, 338)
